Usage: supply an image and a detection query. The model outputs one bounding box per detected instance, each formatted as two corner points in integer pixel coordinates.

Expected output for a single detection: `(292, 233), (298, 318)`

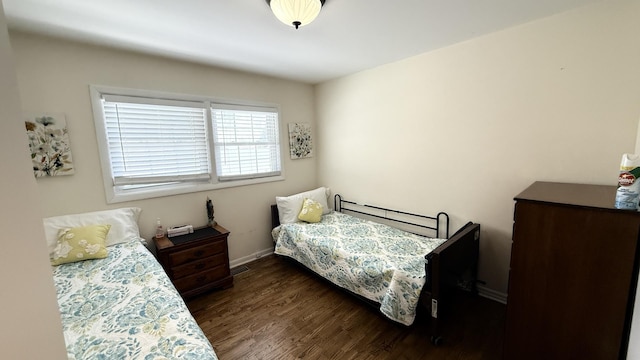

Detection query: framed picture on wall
(25, 113), (75, 177)
(288, 122), (313, 159)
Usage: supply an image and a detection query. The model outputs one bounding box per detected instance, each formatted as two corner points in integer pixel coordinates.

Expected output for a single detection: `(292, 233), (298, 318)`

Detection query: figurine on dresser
(207, 197), (216, 227)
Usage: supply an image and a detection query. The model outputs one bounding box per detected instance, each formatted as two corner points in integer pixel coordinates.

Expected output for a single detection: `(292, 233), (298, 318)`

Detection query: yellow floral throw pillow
(298, 197), (323, 223)
(51, 224), (111, 266)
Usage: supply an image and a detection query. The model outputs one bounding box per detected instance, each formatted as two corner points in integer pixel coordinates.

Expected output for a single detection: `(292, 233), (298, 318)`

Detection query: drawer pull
(195, 263), (206, 270)
(194, 250), (205, 257)
(196, 276), (206, 283)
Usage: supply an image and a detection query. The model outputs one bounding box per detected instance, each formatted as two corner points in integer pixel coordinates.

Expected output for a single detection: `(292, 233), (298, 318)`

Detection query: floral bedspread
(52, 239), (217, 360)
(273, 211), (447, 325)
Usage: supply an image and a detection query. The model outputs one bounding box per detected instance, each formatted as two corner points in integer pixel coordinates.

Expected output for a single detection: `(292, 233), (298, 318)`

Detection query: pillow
(298, 198), (323, 223)
(50, 224), (111, 266)
(276, 187), (330, 224)
(43, 207), (142, 256)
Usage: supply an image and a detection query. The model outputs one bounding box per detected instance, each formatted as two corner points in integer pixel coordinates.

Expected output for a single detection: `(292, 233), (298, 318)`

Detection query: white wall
(0, 2), (67, 357)
(10, 32), (318, 265)
(315, 0), (640, 298)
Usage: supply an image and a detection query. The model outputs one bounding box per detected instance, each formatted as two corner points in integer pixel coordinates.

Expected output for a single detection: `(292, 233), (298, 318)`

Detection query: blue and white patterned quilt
(273, 211), (447, 326)
(52, 239), (217, 360)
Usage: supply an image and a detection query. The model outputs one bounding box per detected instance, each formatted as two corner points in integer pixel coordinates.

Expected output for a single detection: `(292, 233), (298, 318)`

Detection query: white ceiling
(3, 0), (600, 84)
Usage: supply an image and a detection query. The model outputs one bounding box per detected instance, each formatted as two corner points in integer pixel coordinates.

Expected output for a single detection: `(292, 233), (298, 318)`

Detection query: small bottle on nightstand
(155, 218), (164, 239)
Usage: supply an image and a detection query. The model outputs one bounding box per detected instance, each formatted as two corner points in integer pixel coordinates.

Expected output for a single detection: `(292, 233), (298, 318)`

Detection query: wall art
(288, 122), (313, 159)
(25, 113), (75, 177)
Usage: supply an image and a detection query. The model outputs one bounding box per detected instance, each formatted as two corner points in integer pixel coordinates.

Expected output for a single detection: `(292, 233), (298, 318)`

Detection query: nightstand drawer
(169, 239), (226, 267)
(171, 253), (226, 279)
(173, 265), (229, 293)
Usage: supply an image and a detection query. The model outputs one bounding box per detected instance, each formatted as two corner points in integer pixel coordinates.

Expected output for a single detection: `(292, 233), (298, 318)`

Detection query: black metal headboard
(334, 194), (449, 239)
(270, 203), (280, 229)
(269, 194), (449, 239)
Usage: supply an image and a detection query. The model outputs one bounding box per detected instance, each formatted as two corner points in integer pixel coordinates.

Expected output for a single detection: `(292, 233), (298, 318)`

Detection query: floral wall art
(288, 122), (313, 159)
(25, 113), (75, 177)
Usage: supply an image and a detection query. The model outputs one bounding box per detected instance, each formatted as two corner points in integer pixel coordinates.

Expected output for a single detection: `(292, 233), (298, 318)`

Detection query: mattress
(52, 238), (217, 360)
(273, 211), (447, 325)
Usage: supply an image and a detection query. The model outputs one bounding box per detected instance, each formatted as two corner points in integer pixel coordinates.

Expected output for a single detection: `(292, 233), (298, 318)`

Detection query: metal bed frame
(334, 194), (450, 239)
(271, 194), (480, 345)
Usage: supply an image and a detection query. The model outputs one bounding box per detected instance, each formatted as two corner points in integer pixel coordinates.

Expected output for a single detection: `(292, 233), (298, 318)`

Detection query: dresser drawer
(171, 253), (226, 279)
(173, 265), (229, 293)
(169, 239), (226, 267)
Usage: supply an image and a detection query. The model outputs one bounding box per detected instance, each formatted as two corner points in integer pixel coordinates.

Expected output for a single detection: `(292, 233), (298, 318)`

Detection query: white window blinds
(102, 95), (210, 186)
(211, 104), (281, 181)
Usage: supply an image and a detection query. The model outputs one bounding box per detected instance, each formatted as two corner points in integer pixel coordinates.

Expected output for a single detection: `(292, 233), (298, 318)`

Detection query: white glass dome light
(267, 0), (325, 29)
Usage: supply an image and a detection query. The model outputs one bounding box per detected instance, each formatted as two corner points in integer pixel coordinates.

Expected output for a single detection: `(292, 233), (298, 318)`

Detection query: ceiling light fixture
(266, 0), (325, 29)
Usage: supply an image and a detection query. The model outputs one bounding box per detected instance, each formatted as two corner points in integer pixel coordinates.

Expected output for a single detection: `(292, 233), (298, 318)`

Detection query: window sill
(105, 175), (285, 204)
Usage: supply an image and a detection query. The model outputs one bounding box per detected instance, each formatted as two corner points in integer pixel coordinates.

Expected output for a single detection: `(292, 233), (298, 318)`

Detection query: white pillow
(276, 187), (330, 224)
(43, 207), (142, 256)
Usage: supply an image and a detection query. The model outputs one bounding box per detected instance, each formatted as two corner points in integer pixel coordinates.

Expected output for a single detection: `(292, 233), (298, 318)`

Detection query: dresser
(154, 224), (233, 299)
(504, 182), (640, 360)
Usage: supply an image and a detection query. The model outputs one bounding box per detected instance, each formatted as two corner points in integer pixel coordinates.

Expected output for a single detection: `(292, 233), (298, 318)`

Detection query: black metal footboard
(425, 222), (480, 345)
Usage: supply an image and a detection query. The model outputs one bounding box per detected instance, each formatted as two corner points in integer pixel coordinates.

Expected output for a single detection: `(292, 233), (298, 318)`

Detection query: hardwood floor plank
(187, 255), (505, 359)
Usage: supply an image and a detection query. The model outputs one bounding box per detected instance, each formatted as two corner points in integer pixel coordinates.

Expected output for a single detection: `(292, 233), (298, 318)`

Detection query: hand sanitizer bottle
(155, 218), (164, 238)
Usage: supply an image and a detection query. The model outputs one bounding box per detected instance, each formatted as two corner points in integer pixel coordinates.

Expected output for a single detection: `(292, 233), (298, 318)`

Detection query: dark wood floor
(187, 255), (506, 360)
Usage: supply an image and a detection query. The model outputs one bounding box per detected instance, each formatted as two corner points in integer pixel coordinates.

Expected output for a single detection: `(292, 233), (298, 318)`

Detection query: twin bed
(272, 188), (480, 344)
(43, 207), (217, 359)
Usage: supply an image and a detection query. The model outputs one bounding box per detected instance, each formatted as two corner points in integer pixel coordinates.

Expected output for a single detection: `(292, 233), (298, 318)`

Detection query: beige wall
(0, 1), (67, 357)
(10, 32), (318, 265)
(316, 0), (640, 297)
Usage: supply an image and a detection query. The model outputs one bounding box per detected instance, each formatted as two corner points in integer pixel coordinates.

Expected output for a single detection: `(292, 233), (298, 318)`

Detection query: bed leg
(431, 334), (443, 346)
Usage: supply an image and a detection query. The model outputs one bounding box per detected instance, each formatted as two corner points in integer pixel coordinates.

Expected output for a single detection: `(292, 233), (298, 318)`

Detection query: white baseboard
(230, 247), (274, 269)
(477, 284), (508, 304)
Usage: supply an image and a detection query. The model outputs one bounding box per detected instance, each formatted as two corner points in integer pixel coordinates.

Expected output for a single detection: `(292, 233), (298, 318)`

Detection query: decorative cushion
(276, 187), (330, 224)
(43, 207), (142, 256)
(297, 198), (323, 223)
(50, 224), (111, 266)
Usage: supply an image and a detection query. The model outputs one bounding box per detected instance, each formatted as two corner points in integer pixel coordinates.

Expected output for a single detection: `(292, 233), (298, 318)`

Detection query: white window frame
(90, 85), (285, 203)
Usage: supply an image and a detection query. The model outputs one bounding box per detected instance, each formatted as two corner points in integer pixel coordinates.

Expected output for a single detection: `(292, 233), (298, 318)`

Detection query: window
(212, 104), (281, 181)
(90, 86), (283, 203)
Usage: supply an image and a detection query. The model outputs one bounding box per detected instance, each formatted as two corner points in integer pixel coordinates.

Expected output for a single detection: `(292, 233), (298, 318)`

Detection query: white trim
(230, 248), (274, 269)
(477, 284), (508, 304)
(109, 175), (285, 203)
(93, 84), (281, 109)
(90, 85), (119, 203)
(102, 94), (206, 108)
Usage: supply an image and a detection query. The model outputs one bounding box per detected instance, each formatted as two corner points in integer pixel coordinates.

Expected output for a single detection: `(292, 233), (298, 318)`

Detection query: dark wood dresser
(504, 181), (640, 359)
(154, 224), (233, 299)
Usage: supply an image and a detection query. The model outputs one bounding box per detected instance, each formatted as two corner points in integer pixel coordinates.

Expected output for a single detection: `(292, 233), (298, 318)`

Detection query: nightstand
(154, 224), (233, 299)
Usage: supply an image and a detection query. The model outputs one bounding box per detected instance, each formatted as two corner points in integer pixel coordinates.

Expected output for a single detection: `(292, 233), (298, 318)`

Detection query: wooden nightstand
(154, 224), (233, 299)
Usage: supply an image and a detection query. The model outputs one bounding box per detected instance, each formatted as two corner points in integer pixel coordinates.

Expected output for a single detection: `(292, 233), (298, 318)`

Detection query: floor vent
(231, 265), (250, 276)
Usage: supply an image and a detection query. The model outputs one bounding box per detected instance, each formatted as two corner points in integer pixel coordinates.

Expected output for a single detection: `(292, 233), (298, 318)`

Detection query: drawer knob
(196, 276), (206, 283)
(194, 250), (205, 257)
(195, 263), (206, 270)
